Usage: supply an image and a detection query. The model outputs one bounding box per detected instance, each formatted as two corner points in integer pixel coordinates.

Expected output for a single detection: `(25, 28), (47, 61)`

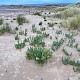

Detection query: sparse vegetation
(30, 35), (45, 47)
(32, 27), (37, 33)
(48, 22), (54, 27)
(0, 23), (15, 35)
(26, 47), (52, 64)
(16, 15), (28, 25)
(41, 32), (49, 38)
(54, 8), (80, 19)
(52, 38), (64, 51)
(62, 16), (80, 29)
(15, 40), (25, 49)
(0, 18), (3, 25)
(62, 57), (80, 66)
(62, 48), (71, 56)
(40, 27), (45, 31)
(56, 30), (62, 34)
(33, 12), (42, 16)
(19, 31), (24, 35)
(15, 34), (19, 40)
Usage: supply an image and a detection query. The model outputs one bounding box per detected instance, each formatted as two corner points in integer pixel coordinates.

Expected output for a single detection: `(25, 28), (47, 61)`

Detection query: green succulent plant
(15, 41), (25, 49)
(15, 34), (19, 40)
(41, 32), (49, 38)
(30, 35), (45, 47)
(52, 38), (64, 51)
(26, 47), (52, 64)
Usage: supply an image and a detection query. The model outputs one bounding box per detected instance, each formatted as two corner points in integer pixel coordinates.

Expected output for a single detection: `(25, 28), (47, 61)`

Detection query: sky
(0, 0), (80, 5)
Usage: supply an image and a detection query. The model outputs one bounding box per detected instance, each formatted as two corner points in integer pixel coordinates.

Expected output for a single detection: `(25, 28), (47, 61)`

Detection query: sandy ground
(0, 11), (80, 80)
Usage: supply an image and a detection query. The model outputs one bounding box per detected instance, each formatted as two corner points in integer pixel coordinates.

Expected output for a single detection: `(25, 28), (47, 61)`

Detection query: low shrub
(62, 57), (80, 66)
(24, 37), (29, 42)
(32, 27), (37, 33)
(65, 33), (75, 48)
(15, 41), (25, 49)
(54, 8), (80, 19)
(69, 16), (80, 29)
(56, 30), (62, 34)
(19, 31), (24, 35)
(40, 27), (45, 31)
(32, 24), (35, 28)
(54, 13), (62, 19)
(41, 32), (49, 38)
(52, 38), (64, 51)
(0, 18), (3, 25)
(62, 48), (72, 56)
(15, 34), (19, 40)
(48, 22), (54, 27)
(33, 12), (42, 16)
(0, 23), (13, 35)
(16, 15), (28, 25)
(62, 16), (80, 30)
(36, 30), (42, 34)
(30, 35), (45, 47)
(26, 47), (52, 64)
(75, 66), (80, 73)
(65, 33), (74, 39)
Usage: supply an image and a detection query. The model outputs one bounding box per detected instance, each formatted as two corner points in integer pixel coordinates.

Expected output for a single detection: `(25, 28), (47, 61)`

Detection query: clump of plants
(73, 66), (80, 73)
(62, 16), (80, 30)
(15, 34), (19, 40)
(40, 27), (45, 31)
(62, 48), (72, 56)
(32, 24), (35, 28)
(54, 13), (62, 19)
(48, 22), (54, 27)
(32, 27), (37, 33)
(32, 24), (37, 33)
(0, 23), (13, 35)
(62, 46), (80, 73)
(16, 15), (28, 25)
(77, 47), (80, 52)
(30, 35), (45, 47)
(54, 8), (80, 19)
(0, 18), (3, 25)
(36, 30), (42, 34)
(56, 30), (62, 34)
(15, 41), (25, 49)
(26, 47), (52, 64)
(65, 33), (74, 39)
(62, 57), (80, 66)
(19, 31), (24, 35)
(41, 32), (49, 38)
(74, 43), (80, 52)
(65, 33), (75, 48)
(24, 37), (29, 42)
(52, 38), (64, 51)
(33, 12), (42, 16)
(50, 36), (52, 39)
(69, 16), (80, 30)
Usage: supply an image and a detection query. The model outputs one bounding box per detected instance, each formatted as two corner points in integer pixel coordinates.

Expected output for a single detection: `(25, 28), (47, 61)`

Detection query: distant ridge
(0, 2), (79, 9)
(21, 3), (72, 6)
(67, 2), (80, 7)
(0, 3), (72, 7)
